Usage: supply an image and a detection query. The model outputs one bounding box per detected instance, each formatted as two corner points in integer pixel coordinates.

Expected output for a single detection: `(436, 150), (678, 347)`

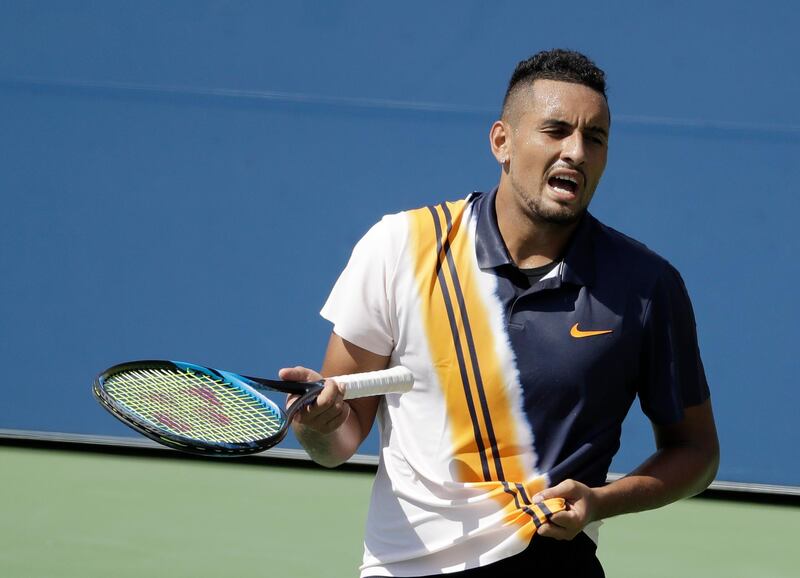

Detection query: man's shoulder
(356, 194), (476, 253)
(590, 216), (663, 258)
(397, 192), (479, 217)
(588, 215), (676, 284)
(378, 193), (479, 238)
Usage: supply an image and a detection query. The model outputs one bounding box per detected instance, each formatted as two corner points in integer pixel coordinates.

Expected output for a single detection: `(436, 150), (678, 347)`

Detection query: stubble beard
(510, 175), (587, 227)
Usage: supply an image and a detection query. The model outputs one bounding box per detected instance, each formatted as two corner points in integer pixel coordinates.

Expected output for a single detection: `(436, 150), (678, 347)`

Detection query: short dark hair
(502, 49), (607, 118)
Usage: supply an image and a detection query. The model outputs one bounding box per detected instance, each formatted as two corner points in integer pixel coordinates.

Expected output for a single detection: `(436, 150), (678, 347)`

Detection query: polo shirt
(473, 188), (709, 489)
(321, 189), (709, 577)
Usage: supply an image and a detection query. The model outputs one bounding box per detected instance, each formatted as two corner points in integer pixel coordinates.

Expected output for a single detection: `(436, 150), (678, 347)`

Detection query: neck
(494, 186), (580, 269)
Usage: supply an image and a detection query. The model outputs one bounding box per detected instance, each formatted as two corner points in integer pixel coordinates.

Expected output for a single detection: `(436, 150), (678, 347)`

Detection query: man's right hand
(279, 366), (352, 435)
(280, 334), (389, 467)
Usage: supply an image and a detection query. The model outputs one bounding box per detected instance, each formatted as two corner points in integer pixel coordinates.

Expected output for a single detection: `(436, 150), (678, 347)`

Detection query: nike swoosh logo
(570, 323), (613, 338)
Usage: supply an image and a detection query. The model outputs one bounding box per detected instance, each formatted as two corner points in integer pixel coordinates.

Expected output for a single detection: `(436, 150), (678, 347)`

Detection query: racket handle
(334, 366), (414, 400)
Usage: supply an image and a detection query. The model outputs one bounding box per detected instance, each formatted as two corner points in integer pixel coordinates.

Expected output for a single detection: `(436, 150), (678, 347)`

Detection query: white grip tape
(335, 366), (414, 400)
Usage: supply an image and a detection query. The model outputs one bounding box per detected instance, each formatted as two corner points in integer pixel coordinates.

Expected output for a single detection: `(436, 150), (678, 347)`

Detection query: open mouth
(547, 175), (579, 195)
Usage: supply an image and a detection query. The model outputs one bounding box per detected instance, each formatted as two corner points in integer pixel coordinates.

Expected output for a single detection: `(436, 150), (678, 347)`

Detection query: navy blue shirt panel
(472, 189), (709, 487)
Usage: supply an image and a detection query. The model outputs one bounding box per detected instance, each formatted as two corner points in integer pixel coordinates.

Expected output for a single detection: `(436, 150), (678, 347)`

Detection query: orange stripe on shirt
(408, 200), (563, 536)
(409, 200), (489, 482)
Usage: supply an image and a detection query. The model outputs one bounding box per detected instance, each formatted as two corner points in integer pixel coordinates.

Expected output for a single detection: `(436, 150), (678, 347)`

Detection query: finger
(304, 396), (346, 424)
(537, 522), (575, 541)
(311, 379), (345, 409)
(532, 480), (573, 503)
(296, 380), (344, 421)
(297, 404), (347, 432)
(279, 366), (323, 383)
(298, 385), (350, 433)
(547, 509), (577, 528)
(286, 394), (300, 409)
(321, 401), (351, 430)
(284, 369), (332, 413)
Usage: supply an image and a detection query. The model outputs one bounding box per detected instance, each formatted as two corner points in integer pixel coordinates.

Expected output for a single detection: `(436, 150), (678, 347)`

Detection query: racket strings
(105, 368), (284, 443)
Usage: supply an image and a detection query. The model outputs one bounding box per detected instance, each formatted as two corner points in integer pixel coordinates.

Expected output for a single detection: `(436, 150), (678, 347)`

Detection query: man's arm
(280, 333), (390, 468)
(533, 398), (719, 539)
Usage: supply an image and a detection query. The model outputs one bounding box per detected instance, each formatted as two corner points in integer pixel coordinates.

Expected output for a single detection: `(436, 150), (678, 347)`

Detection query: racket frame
(93, 360), (324, 456)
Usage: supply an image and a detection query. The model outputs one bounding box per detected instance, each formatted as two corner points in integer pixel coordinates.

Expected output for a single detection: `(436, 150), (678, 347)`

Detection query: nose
(560, 132), (586, 166)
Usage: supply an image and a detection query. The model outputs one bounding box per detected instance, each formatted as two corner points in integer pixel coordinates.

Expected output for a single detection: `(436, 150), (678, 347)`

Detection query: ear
(489, 120), (510, 166)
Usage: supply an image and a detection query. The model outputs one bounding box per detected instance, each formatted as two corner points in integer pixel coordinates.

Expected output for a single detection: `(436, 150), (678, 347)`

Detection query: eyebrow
(541, 119), (609, 139)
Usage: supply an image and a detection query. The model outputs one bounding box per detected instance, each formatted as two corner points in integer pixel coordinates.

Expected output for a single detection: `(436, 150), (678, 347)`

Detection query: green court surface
(1, 445), (797, 577)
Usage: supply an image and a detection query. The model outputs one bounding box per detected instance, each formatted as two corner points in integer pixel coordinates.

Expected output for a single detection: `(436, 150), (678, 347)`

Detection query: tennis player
(281, 49), (719, 577)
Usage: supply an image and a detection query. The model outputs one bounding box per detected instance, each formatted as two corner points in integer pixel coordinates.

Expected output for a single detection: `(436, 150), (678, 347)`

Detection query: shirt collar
(474, 187), (514, 269)
(473, 187), (596, 287)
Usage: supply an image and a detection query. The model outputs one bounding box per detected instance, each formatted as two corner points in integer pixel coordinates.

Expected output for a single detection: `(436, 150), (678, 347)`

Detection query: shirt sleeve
(637, 263), (710, 425)
(319, 214), (404, 357)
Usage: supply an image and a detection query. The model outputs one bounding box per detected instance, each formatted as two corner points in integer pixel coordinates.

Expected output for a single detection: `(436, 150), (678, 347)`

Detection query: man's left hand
(532, 479), (599, 540)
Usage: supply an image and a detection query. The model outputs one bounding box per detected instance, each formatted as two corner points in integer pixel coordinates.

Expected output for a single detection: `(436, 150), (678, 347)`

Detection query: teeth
(554, 175), (577, 184)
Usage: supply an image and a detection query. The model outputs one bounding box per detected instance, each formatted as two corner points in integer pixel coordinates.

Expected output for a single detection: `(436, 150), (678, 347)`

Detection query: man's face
(502, 79), (610, 225)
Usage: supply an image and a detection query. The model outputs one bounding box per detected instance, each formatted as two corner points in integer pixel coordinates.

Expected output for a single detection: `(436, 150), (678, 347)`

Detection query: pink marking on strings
(149, 392), (175, 405)
(155, 413), (193, 432)
(192, 405), (231, 426)
(188, 385), (222, 406)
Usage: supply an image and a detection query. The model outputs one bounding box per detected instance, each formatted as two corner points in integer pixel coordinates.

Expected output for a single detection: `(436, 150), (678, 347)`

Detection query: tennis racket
(93, 360), (414, 456)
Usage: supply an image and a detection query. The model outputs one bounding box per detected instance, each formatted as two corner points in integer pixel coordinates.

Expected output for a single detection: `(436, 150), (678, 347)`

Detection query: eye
(543, 126), (570, 138)
(587, 134), (607, 146)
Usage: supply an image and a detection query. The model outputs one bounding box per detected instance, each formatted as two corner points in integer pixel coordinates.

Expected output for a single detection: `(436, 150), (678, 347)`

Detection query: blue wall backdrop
(1, 1), (798, 486)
